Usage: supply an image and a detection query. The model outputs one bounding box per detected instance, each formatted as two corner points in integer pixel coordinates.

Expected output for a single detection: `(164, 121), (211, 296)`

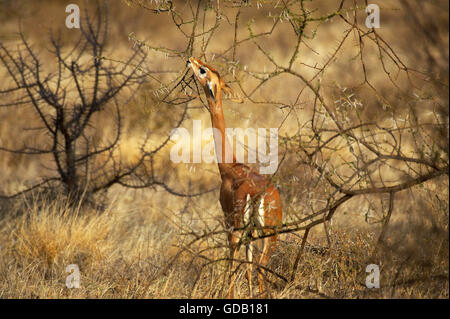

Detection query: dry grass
(0, 180), (447, 298)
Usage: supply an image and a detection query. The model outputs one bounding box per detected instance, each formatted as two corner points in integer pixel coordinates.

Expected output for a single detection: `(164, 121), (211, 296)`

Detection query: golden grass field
(0, 0), (448, 298)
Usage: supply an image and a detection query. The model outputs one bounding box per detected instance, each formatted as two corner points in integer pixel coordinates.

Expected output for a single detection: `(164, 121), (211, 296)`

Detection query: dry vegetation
(0, 0), (448, 299)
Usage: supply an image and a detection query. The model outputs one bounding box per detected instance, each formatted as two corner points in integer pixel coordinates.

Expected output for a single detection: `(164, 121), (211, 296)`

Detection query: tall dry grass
(0, 178), (447, 298)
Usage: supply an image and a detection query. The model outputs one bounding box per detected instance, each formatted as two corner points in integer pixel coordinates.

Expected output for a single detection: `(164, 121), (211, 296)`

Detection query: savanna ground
(0, 0), (448, 298)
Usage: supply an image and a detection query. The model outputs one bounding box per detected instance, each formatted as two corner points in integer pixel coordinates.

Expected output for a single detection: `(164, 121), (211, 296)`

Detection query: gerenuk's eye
(199, 67), (206, 76)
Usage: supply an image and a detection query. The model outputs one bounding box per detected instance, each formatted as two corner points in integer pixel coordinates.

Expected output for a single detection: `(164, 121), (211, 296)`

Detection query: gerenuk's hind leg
(257, 236), (276, 298)
(227, 230), (241, 298)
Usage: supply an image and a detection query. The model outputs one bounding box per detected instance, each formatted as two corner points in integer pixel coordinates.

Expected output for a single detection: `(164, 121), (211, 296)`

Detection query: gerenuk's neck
(207, 94), (236, 177)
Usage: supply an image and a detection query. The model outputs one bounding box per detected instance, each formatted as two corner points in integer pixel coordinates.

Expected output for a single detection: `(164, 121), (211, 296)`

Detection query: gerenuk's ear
(220, 78), (243, 103)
